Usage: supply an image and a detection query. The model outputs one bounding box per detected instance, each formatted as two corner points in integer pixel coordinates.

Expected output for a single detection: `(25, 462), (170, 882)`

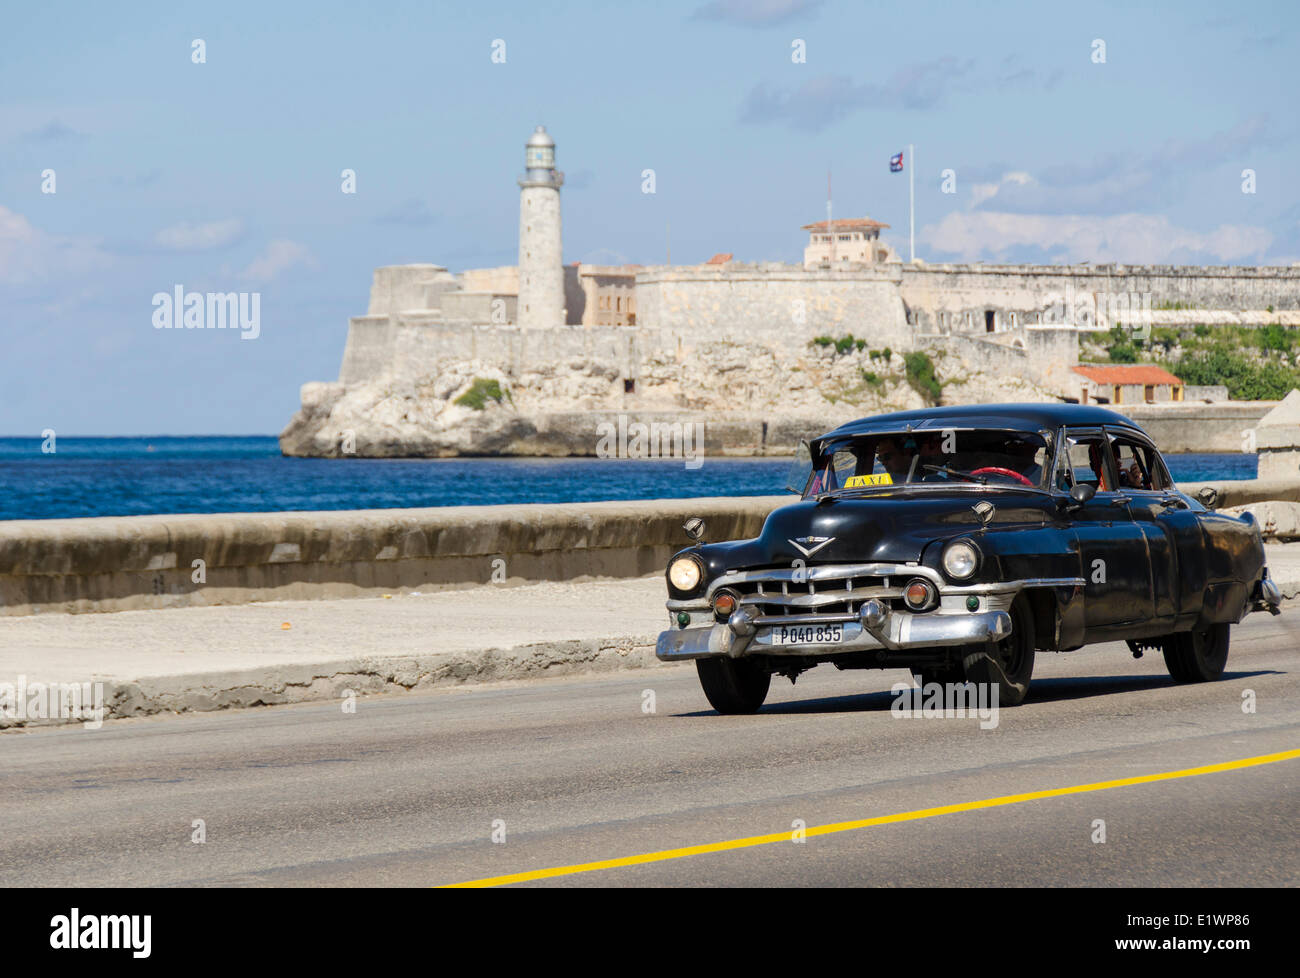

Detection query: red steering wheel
(970, 466), (1034, 487)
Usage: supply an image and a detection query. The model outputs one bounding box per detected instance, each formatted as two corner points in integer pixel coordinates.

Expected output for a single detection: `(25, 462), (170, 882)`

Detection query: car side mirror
(1069, 483), (1096, 506)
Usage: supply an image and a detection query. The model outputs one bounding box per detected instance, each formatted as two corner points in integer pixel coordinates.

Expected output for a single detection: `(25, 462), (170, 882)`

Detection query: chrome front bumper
(1252, 567), (1283, 616)
(656, 602), (1012, 661)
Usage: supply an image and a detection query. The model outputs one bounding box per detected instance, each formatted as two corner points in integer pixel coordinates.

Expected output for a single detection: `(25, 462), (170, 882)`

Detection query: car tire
(962, 594), (1035, 706)
(1162, 623), (1230, 683)
(910, 662), (965, 687)
(696, 657), (771, 714)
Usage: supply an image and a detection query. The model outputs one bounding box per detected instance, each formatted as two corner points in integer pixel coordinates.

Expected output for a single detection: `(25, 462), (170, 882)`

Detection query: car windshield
(801, 428), (1052, 497)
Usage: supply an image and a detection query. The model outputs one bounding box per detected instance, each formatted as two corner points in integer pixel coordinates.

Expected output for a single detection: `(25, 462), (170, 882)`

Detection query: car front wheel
(961, 593), (1035, 706)
(696, 657), (771, 714)
(1163, 623), (1230, 683)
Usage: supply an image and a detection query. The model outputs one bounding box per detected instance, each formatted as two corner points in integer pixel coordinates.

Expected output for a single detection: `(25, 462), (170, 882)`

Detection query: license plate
(771, 623), (844, 645)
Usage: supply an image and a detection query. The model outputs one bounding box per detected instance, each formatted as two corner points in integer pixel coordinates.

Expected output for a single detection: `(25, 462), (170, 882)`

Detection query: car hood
(707, 489), (1055, 569)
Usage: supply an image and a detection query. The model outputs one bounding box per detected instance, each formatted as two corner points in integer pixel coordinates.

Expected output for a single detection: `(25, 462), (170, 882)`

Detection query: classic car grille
(730, 572), (907, 618)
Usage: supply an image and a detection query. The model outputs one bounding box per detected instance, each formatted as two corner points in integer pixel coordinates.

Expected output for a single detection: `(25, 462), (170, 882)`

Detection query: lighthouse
(517, 125), (565, 328)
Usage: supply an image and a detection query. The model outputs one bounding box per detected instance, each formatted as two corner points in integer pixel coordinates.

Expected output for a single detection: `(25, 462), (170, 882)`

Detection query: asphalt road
(2, 611), (1297, 887)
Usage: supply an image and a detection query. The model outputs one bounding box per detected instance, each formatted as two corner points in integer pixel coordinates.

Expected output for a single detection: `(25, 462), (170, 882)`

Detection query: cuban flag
(890, 151), (904, 173)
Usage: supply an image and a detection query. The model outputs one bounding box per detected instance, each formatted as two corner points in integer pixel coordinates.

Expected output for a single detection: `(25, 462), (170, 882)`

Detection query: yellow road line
(440, 747), (1300, 888)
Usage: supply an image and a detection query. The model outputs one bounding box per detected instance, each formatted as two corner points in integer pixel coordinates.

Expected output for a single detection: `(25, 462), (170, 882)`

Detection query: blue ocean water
(0, 436), (1260, 521)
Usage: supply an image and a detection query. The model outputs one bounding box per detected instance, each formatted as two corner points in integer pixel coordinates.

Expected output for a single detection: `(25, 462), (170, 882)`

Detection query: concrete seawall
(1123, 403), (1274, 454)
(0, 497), (786, 616)
(1, 480), (1296, 617)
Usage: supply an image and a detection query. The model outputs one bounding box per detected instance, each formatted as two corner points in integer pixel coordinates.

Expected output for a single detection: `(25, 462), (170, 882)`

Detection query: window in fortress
(985, 310), (996, 333)
(624, 378), (636, 393)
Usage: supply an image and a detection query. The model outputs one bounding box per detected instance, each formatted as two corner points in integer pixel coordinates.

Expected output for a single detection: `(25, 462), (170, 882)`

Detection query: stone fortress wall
(280, 124), (1300, 458)
(334, 259), (1300, 395)
(900, 263), (1300, 333)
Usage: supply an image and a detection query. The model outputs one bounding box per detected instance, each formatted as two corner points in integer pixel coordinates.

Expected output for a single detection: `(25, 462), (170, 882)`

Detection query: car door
(1059, 427), (1155, 635)
(1108, 429), (1206, 632)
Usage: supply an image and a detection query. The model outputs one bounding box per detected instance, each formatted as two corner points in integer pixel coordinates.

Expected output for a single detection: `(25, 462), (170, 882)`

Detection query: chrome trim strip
(751, 611), (859, 626)
(739, 586), (905, 609)
(941, 576), (1085, 594)
(706, 568), (1084, 601)
(666, 598), (710, 612)
(707, 563), (928, 598)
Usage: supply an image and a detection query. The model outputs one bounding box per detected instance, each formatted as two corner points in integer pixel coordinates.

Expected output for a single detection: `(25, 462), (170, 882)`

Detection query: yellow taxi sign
(844, 473), (893, 488)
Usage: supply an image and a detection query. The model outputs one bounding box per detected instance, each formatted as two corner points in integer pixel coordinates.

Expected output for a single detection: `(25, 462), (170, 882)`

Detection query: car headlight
(668, 554), (704, 592)
(942, 540), (979, 580)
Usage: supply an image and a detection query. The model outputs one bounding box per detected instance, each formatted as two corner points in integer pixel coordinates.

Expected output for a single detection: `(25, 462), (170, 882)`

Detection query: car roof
(817, 403), (1149, 441)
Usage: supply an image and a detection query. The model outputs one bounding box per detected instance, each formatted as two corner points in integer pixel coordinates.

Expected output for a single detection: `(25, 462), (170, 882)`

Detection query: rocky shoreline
(278, 343), (1066, 458)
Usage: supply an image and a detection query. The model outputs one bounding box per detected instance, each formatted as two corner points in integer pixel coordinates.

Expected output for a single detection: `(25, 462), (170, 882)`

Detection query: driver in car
(874, 436), (916, 482)
(1004, 438), (1045, 486)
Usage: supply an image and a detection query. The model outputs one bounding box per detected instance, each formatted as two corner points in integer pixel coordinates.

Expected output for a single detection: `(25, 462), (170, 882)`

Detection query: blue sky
(1, 0), (1297, 434)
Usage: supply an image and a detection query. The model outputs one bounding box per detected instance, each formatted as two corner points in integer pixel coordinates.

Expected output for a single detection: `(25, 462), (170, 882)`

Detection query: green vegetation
(1091, 323), (1300, 400)
(861, 369), (884, 388)
(1149, 326), (1181, 349)
(1103, 326), (1140, 362)
(836, 335), (868, 355)
(454, 377), (507, 411)
(1107, 340), (1139, 363)
(1173, 349), (1300, 401)
(1253, 323), (1297, 354)
(904, 351), (943, 405)
(812, 334), (871, 355)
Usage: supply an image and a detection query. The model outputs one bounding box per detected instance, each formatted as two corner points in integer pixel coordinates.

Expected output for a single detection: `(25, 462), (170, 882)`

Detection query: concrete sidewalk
(3, 544), (1298, 729)
(0, 576), (670, 727)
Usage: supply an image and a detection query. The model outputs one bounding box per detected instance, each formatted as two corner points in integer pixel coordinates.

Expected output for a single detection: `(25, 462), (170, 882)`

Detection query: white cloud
(239, 239), (313, 282)
(968, 171), (1034, 208)
(924, 211), (1273, 265)
(0, 205), (110, 286)
(694, 0), (823, 27)
(154, 218), (244, 252)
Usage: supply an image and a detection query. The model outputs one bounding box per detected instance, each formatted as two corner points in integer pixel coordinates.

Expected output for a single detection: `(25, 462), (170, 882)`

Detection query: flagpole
(908, 143), (915, 264)
(827, 169), (833, 265)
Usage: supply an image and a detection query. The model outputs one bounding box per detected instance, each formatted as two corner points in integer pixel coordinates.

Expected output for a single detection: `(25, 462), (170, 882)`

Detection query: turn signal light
(712, 589), (739, 621)
(903, 578), (936, 611)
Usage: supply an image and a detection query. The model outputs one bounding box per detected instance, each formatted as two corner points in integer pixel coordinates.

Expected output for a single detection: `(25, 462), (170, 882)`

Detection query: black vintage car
(657, 404), (1282, 714)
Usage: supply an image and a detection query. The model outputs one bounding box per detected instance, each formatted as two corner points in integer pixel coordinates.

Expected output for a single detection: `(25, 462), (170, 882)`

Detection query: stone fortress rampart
(280, 124), (1300, 458)
(333, 259), (1300, 392)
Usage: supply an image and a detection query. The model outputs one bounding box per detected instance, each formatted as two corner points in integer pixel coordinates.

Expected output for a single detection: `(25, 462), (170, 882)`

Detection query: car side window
(1147, 449), (1173, 491)
(1059, 430), (1114, 492)
(1110, 435), (1171, 491)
